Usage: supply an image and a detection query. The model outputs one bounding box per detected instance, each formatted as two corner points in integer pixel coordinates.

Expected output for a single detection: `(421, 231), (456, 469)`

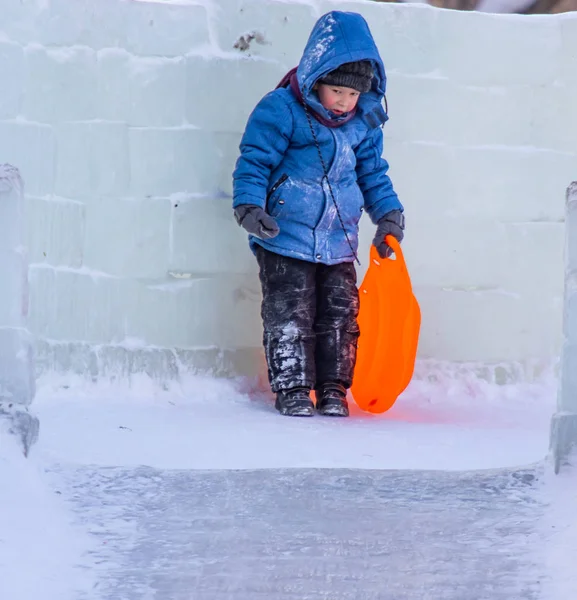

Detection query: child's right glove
(373, 210), (405, 258)
(234, 205), (280, 239)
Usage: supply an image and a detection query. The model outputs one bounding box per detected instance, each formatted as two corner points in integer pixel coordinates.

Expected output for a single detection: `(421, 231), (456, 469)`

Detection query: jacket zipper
(266, 174), (288, 201)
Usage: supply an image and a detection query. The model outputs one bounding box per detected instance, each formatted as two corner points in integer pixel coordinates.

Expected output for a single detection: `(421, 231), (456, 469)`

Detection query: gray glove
(234, 204), (280, 239)
(373, 210), (405, 258)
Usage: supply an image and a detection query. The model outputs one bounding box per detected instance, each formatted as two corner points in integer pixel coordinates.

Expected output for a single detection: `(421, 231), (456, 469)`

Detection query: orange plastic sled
(351, 235), (421, 414)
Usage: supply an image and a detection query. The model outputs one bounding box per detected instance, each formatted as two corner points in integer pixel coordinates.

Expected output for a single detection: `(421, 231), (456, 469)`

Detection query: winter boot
(315, 382), (349, 417)
(275, 387), (314, 417)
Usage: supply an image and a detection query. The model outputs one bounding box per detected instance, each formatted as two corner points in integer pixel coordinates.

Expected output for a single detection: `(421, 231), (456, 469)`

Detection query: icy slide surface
(47, 464), (544, 600)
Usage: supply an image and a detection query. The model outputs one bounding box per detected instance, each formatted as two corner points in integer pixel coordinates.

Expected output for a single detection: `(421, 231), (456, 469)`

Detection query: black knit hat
(320, 61), (374, 93)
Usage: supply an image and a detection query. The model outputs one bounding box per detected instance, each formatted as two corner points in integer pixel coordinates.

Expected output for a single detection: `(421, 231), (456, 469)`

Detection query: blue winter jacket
(232, 10), (403, 265)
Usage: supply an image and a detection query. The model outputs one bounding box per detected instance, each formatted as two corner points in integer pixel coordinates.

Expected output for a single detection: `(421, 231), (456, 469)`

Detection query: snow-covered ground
(32, 364), (556, 471)
(3, 365), (576, 599)
(0, 420), (96, 600)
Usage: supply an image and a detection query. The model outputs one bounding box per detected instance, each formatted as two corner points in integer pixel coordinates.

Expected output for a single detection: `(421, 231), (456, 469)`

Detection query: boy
(232, 11), (405, 417)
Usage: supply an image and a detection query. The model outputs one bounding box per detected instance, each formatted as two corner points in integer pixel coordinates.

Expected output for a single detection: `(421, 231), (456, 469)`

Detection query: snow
(32, 366), (556, 471)
(1, 368), (575, 599)
(0, 422), (96, 600)
(539, 465), (577, 599)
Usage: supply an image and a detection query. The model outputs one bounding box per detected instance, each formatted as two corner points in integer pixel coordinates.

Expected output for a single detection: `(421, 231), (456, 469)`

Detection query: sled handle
(385, 234), (401, 255)
(370, 234), (408, 273)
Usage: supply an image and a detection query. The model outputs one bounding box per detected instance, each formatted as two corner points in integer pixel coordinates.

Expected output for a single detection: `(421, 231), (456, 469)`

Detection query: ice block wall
(0, 0), (575, 381)
(551, 182), (577, 471)
(0, 165), (35, 404)
(0, 165), (38, 456)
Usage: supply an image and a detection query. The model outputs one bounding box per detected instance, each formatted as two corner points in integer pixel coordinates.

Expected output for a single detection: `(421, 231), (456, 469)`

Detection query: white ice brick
(97, 49), (131, 122)
(565, 281), (577, 342)
(0, 166), (26, 329)
(385, 75), (454, 143)
(386, 74), (533, 147)
(129, 128), (221, 197)
(383, 140), (455, 217)
(55, 122), (130, 200)
(0, 253), (27, 327)
(169, 196), (255, 275)
(315, 1), (440, 76)
(28, 267), (132, 344)
(124, 1), (210, 56)
(0, 328), (34, 405)
(556, 87), (577, 154)
(561, 184), (577, 416)
(26, 196), (85, 268)
(499, 222), (564, 295)
(449, 146), (572, 222)
(185, 56), (285, 133)
(84, 198), (171, 280)
(434, 11), (561, 87)
(529, 84), (577, 154)
(128, 56), (186, 127)
(371, 4), (440, 76)
(442, 83), (535, 147)
(23, 45), (97, 124)
(403, 218), (507, 290)
(215, 0), (317, 66)
(126, 275), (262, 349)
(1, 0), (35, 45)
(566, 183), (577, 276)
(415, 285), (562, 362)
(32, 0), (127, 49)
(215, 132), (242, 197)
(0, 165), (34, 405)
(97, 51), (187, 126)
(0, 122), (55, 195)
(560, 183), (577, 412)
(560, 16), (577, 87)
(0, 42), (24, 119)
(403, 215), (564, 303)
(560, 341), (577, 412)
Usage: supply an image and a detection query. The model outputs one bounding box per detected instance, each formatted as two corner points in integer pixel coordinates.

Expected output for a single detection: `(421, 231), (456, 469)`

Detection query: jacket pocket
(266, 174), (289, 216)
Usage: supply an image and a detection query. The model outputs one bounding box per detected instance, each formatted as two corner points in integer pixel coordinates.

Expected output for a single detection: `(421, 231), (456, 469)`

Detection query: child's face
(316, 84), (361, 116)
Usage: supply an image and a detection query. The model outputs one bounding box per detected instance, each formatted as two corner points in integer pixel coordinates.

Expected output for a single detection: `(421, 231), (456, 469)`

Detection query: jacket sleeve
(354, 126), (403, 224)
(232, 91), (294, 210)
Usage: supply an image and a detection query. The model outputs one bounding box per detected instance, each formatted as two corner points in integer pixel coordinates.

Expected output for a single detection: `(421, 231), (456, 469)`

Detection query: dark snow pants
(255, 245), (360, 393)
